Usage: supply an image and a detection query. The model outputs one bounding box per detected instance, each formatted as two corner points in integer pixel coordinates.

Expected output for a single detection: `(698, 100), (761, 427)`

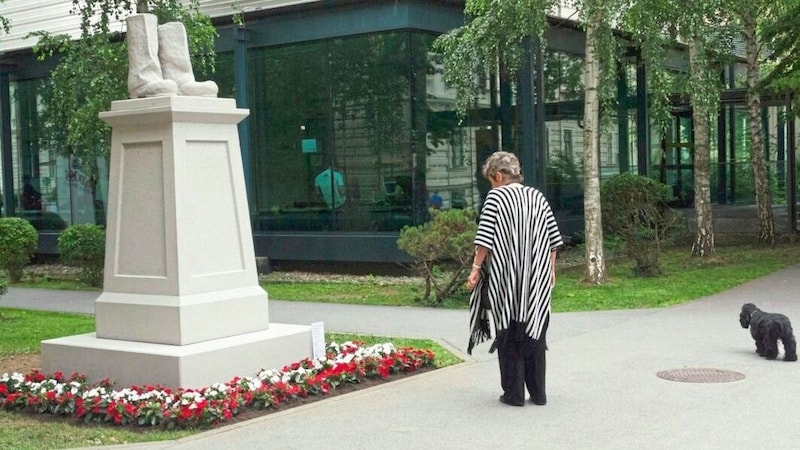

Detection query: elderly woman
(466, 151), (563, 407)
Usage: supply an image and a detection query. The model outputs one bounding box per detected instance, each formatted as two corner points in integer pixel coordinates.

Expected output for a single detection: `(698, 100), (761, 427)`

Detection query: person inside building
(429, 191), (443, 209)
(466, 151), (563, 407)
(21, 175), (42, 211)
(315, 159), (346, 209)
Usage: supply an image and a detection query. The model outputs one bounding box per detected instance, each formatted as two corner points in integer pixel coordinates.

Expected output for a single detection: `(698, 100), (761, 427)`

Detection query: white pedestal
(41, 97), (312, 389)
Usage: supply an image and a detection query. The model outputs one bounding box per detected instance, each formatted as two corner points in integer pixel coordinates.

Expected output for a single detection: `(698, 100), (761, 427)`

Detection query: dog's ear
(739, 311), (751, 328)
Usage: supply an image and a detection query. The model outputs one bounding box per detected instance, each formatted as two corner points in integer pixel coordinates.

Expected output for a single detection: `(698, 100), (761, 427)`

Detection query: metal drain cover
(657, 368), (745, 383)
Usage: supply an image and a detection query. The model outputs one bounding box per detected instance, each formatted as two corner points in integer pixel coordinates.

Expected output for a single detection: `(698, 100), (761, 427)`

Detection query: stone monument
(41, 14), (312, 388)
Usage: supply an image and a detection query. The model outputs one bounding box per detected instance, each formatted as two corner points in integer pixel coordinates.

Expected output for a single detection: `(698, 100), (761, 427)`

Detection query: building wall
(2, 1), (791, 263)
(0, 0), (322, 53)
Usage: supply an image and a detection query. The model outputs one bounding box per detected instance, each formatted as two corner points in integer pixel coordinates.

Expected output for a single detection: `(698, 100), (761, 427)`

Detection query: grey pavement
(2, 266), (800, 449)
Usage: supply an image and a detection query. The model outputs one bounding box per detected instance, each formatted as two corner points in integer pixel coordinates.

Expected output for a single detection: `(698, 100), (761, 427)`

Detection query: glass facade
(2, 78), (108, 231)
(217, 30), (493, 237)
(1, 2), (798, 260)
(238, 32), (429, 233)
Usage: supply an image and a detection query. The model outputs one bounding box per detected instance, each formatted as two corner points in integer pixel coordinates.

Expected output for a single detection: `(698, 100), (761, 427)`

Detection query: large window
(243, 30), (495, 233)
(245, 32), (422, 232)
(6, 79), (107, 231)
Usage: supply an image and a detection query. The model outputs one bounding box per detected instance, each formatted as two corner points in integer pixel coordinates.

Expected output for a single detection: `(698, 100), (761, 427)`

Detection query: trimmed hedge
(0, 217), (39, 283)
(58, 224), (106, 287)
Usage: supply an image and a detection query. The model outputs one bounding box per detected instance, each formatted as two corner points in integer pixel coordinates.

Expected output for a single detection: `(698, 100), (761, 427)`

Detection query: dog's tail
(773, 320), (798, 362)
(783, 333), (797, 361)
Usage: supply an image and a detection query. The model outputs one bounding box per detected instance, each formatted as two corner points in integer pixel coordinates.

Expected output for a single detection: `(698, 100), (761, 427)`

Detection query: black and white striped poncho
(468, 183), (563, 354)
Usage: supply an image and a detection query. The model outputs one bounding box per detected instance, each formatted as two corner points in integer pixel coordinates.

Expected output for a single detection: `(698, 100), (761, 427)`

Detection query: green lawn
(553, 244), (800, 311)
(0, 309), (95, 355)
(261, 244), (800, 311)
(13, 244), (800, 312)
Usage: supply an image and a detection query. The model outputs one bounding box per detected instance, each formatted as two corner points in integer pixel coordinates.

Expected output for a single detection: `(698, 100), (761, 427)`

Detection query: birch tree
(582, 10), (606, 284)
(762, 0), (800, 102)
(434, 0), (558, 113)
(687, 34), (718, 257)
(726, 0), (780, 246)
(436, 0), (624, 285)
(626, 0), (731, 258)
(574, 0), (620, 285)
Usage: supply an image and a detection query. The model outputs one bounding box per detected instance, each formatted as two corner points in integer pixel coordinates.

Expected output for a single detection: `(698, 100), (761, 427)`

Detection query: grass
(0, 412), (195, 450)
(256, 244), (800, 311)
(262, 281), (426, 307)
(10, 280), (98, 291)
(13, 244), (800, 312)
(0, 309), (95, 355)
(553, 244), (800, 311)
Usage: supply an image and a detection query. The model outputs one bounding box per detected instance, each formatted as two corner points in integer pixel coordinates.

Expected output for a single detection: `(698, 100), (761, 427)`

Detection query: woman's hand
(466, 267), (480, 290)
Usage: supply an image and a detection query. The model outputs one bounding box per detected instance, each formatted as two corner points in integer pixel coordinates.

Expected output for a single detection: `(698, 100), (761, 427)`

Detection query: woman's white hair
(481, 151), (523, 183)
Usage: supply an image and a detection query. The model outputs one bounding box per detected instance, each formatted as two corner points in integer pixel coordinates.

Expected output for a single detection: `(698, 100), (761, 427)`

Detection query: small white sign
(311, 321), (325, 359)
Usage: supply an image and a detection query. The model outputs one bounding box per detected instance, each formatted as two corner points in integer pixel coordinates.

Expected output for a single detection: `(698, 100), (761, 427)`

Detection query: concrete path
(2, 265), (800, 449)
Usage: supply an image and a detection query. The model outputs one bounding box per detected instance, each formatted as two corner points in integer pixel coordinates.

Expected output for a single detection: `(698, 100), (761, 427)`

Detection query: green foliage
(397, 208), (478, 303)
(577, 0), (625, 129)
(433, 0), (558, 115)
(0, 0), (9, 35)
(57, 224), (106, 287)
(30, 0), (217, 180)
(600, 173), (683, 276)
(0, 271), (7, 297)
(622, 0), (733, 133)
(0, 218), (39, 283)
(761, 0), (800, 107)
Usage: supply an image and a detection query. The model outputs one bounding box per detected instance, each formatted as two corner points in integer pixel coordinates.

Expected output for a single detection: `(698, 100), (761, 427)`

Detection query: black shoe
(499, 395), (524, 407)
(530, 397), (547, 405)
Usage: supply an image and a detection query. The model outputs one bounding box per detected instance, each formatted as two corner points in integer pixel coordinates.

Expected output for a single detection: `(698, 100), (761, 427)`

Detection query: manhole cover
(657, 368), (745, 383)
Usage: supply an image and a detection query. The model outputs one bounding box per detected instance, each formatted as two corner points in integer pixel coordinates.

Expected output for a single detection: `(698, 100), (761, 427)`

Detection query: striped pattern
(469, 184), (563, 349)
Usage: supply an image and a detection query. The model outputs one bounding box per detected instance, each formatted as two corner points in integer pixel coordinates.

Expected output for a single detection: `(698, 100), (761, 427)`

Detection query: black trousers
(496, 317), (549, 405)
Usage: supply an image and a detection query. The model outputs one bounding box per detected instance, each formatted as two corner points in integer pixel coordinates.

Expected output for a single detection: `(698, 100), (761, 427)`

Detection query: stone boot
(127, 14), (178, 98)
(157, 22), (218, 97)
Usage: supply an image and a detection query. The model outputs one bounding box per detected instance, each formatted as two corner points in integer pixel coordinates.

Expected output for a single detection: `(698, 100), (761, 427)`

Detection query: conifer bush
(397, 208), (477, 303)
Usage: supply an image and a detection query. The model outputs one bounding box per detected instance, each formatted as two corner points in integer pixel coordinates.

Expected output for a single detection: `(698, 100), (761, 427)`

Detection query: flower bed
(0, 341), (435, 429)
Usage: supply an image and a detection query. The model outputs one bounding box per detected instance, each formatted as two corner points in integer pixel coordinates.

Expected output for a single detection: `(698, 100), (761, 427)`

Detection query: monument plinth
(41, 96), (312, 388)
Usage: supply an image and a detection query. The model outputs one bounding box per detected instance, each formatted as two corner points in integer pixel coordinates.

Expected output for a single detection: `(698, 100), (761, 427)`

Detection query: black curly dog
(740, 303), (797, 361)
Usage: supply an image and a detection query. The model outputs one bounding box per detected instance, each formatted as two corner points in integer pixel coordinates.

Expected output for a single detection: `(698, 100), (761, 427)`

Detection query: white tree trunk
(688, 39), (716, 257)
(743, 12), (775, 245)
(583, 17), (606, 284)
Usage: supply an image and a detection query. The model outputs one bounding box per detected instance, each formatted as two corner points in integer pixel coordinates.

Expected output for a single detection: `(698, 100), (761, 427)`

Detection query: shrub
(0, 271), (7, 297)
(397, 208), (477, 303)
(601, 173), (684, 276)
(0, 217), (39, 283)
(58, 224), (106, 287)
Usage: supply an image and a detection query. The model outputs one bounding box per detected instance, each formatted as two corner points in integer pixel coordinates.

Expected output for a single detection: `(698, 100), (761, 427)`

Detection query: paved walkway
(3, 265), (800, 449)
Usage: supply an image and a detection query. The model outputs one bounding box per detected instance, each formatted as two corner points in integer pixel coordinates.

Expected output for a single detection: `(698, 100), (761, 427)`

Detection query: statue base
(41, 325), (311, 389)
